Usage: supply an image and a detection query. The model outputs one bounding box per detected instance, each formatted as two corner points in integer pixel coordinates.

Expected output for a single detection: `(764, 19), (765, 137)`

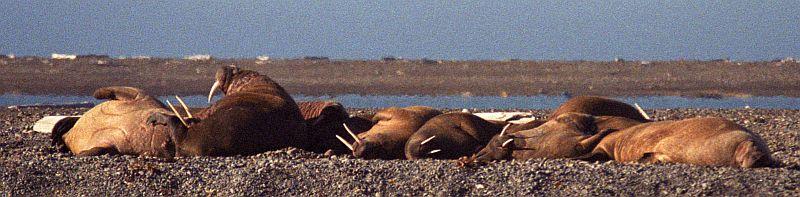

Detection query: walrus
(548, 96), (650, 122)
(296, 101), (375, 153)
(404, 112), (509, 160)
(586, 117), (776, 168)
(148, 65), (308, 156)
(53, 86), (175, 157)
(336, 106), (442, 159)
(469, 113), (643, 163)
(470, 113), (775, 168)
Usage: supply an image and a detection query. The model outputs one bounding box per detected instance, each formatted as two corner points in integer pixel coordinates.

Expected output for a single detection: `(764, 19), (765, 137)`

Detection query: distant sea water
(1, 1), (797, 60)
(2, 94), (799, 109)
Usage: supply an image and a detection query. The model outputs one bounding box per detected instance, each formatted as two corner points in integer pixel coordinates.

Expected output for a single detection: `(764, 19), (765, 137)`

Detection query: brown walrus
(469, 113), (642, 163)
(148, 65), (308, 156)
(336, 106), (442, 159)
(470, 113), (775, 168)
(404, 112), (508, 160)
(296, 101), (375, 153)
(54, 86), (175, 157)
(587, 117), (776, 168)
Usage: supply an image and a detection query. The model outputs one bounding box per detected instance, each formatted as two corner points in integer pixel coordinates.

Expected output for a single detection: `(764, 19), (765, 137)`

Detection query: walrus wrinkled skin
(472, 113), (776, 168)
(296, 101), (375, 153)
(148, 65), (308, 156)
(587, 117), (776, 168)
(351, 106), (442, 159)
(404, 113), (508, 160)
(470, 113), (642, 163)
(549, 96), (649, 122)
(56, 86), (175, 157)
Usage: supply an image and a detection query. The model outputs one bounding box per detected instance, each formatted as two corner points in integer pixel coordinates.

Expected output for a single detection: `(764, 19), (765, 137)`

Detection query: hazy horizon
(2, 1), (798, 60)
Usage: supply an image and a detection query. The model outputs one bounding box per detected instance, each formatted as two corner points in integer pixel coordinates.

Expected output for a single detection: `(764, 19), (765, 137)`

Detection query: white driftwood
(473, 112), (536, 123)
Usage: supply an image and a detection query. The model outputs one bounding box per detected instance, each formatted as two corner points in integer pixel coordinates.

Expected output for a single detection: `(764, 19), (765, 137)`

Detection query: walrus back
(550, 96), (647, 122)
(180, 93), (307, 156)
(297, 101), (347, 121)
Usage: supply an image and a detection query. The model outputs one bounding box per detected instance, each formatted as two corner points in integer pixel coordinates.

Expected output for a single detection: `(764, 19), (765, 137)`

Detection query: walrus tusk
(165, 100), (189, 127)
(428, 149), (441, 154)
(335, 135), (354, 151)
(343, 123), (361, 143)
(208, 81), (220, 103)
(174, 95), (193, 119)
(634, 103), (652, 120)
(500, 123), (511, 136)
(501, 139), (514, 147)
(420, 135), (436, 145)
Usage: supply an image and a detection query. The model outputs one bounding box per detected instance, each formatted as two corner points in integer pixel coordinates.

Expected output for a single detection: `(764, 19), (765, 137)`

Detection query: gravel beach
(1, 106), (797, 196)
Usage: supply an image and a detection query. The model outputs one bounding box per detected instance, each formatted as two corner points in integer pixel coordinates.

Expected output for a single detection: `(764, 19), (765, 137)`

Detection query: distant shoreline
(2, 56), (799, 97)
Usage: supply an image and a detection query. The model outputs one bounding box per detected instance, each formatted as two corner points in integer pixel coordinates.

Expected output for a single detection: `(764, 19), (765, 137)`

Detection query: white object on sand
(32, 116), (81, 133)
(472, 112), (536, 123)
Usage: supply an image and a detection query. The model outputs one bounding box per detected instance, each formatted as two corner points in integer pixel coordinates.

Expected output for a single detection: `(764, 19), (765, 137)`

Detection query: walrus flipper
(76, 146), (120, 156)
(48, 116), (81, 152)
(93, 86), (146, 101)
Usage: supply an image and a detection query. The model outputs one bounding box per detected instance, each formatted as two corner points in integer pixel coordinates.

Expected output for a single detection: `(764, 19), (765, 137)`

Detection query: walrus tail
(734, 140), (778, 168)
(93, 86), (145, 101)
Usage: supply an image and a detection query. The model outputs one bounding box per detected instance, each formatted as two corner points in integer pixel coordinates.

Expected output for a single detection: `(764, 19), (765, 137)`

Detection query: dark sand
(0, 107), (798, 196)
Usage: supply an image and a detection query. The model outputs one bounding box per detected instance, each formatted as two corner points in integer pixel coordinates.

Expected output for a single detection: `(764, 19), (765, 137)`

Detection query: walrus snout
(208, 65), (241, 103)
(352, 140), (381, 159)
(471, 134), (514, 163)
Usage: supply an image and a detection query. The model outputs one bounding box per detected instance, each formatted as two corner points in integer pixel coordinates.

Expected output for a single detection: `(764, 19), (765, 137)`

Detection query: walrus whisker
(420, 135), (436, 145)
(335, 135), (354, 151)
(428, 149), (441, 154)
(208, 81), (221, 103)
(174, 95), (193, 119)
(342, 123), (361, 143)
(501, 139), (514, 147)
(165, 100), (189, 127)
(634, 103), (652, 120)
(500, 123), (511, 136)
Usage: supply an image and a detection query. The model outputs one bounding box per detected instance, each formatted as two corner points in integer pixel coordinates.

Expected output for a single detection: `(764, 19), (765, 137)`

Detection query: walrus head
(147, 112), (185, 156)
(352, 138), (386, 159)
(147, 111), (206, 157)
(208, 65), (241, 103)
(470, 134), (515, 163)
(333, 123), (392, 159)
(146, 96), (203, 157)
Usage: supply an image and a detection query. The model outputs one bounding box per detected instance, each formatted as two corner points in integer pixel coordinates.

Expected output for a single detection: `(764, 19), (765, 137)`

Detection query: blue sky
(1, 1), (798, 60)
